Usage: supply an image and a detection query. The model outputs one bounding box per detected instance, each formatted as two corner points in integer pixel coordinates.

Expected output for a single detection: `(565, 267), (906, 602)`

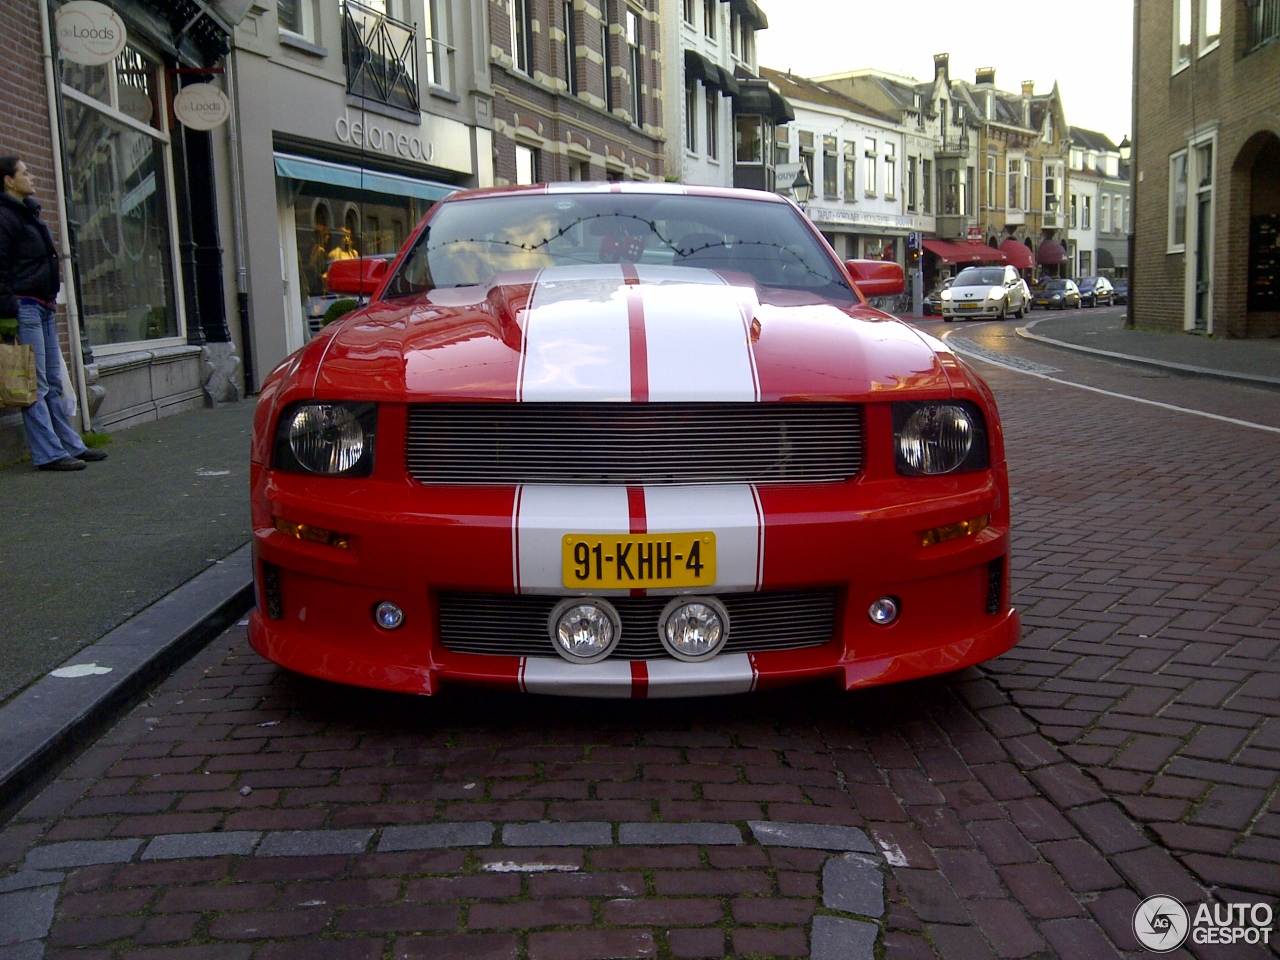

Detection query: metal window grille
(1247, 0), (1280, 51)
(342, 0), (420, 113)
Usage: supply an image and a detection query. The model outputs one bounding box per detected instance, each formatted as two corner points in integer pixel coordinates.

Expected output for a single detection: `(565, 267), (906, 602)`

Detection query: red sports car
(249, 183), (1018, 698)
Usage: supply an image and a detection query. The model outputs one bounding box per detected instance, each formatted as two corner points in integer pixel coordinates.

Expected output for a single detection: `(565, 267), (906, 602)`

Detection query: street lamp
(791, 163), (812, 208)
(1118, 136), (1132, 162)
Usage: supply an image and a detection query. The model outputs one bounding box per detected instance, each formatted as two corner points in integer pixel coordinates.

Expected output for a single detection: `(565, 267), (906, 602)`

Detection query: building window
(1200, 0), (1220, 52)
(601, 18), (614, 112)
(823, 136), (837, 199)
(61, 44), (184, 349)
(735, 114), (763, 163)
(1007, 157), (1022, 211)
(423, 0), (450, 89)
(1169, 150), (1188, 248)
(985, 155), (995, 209)
(562, 1), (577, 94)
(1247, 0), (1280, 52)
(1044, 167), (1058, 213)
(626, 9), (642, 124)
(685, 80), (697, 153)
(516, 143), (538, 184)
(1100, 194), (1111, 233)
(731, 11), (742, 58)
(278, 0), (306, 35)
(884, 142), (896, 199)
(1082, 195), (1091, 230)
(705, 88), (719, 160)
(703, 0), (715, 38)
(965, 166), (974, 216)
(863, 138), (877, 195)
(1173, 0), (1191, 70)
(906, 155), (917, 211)
(1070, 193), (1078, 228)
(943, 168), (959, 215)
(773, 123), (789, 166)
(922, 159), (932, 214)
(683, 0), (694, 23)
(511, 0), (532, 73)
(798, 129), (814, 189)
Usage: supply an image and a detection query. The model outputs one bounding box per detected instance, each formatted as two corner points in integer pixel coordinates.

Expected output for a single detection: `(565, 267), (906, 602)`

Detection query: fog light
(373, 601), (404, 630)
(659, 597), (729, 661)
(868, 597), (900, 625)
(549, 598), (621, 663)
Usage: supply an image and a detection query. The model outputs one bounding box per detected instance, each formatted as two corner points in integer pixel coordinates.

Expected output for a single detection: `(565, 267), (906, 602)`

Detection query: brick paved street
(1, 338), (1278, 959)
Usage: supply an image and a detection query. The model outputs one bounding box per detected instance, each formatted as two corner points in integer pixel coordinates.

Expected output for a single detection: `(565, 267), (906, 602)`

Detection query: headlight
(893, 402), (990, 476)
(989, 287), (1006, 300)
(939, 289), (952, 301)
(1050, 294), (1062, 301)
(273, 402), (377, 476)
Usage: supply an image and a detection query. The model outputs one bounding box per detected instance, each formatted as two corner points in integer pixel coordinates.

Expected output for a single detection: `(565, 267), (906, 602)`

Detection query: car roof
(439, 181), (794, 206)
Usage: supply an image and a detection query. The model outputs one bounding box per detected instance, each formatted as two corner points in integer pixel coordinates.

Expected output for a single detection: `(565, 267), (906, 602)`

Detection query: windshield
(383, 192), (856, 303)
(1046, 280), (1069, 290)
(954, 267), (1005, 287)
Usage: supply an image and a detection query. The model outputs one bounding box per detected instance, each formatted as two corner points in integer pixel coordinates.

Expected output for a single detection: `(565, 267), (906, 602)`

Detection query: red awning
(922, 239), (986, 264)
(1000, 239), (1035, 270)
(1037, 239), (1068, 265)
(964, 243), (1008, 263)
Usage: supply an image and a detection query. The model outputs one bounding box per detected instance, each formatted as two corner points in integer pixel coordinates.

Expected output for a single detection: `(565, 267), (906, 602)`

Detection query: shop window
(61, 44), (182, 350)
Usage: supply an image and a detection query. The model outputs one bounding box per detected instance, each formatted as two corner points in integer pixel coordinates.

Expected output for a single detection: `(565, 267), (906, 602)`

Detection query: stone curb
(1015, 322), (1280, 390)
(0, 544), (254, 823)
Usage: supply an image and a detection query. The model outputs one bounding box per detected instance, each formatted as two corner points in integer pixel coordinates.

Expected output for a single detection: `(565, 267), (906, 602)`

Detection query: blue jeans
(16, 299), (88, 466)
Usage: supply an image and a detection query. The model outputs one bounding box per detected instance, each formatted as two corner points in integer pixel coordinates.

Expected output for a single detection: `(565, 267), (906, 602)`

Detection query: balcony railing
(342, 0), (419, 114)
(1247, 0), (1280, 52)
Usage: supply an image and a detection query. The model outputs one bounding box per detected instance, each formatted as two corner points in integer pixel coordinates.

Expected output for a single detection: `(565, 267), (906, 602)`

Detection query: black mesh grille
(438, 590), (838, 659)
(986, 559), (1004, 615)
(406, 403), (863, 485)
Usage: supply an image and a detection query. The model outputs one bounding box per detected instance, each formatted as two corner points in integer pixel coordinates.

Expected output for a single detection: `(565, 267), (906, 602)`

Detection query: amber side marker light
(921, 514), (990, 548)
(274, 518), (351, 550)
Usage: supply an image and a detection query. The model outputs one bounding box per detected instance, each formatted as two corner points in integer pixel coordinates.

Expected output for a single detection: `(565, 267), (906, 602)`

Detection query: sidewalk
(0, 401), (255, 816)
(1018, 309), (1280, 389)
(0, 314), (1275, 818)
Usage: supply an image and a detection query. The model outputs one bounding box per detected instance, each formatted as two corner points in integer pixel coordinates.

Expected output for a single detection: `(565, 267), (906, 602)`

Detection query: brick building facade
(1132, 0), (1280, 338)
(490, 0), (664, 184)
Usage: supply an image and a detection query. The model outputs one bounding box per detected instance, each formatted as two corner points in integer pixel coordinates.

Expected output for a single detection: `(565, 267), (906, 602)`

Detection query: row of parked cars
(922, 271), (1127, 318)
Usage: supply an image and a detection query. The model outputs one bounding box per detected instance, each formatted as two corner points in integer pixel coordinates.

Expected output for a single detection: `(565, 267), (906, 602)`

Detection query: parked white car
(940, 265), (1030, 321)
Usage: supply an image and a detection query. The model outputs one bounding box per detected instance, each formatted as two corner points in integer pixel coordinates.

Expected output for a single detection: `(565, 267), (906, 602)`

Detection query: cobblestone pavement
(2, 337), (1279, 959)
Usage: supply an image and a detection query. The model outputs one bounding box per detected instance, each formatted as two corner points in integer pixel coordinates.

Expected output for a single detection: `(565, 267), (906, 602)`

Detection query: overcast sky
(755, 1), (1133, 144)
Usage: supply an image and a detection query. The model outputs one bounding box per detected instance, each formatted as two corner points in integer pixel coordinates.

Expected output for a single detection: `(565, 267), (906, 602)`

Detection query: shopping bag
(0, 340), (38, 408)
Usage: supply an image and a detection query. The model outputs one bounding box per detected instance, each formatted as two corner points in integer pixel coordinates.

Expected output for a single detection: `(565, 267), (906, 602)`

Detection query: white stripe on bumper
(520, 654), (756, 698)
(643, 485), (763, 593)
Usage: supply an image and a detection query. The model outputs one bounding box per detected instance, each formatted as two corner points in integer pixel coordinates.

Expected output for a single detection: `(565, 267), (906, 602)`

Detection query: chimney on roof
(1021, 80), (1034, 96)
(975, 67), (995, 86)
(934, 53), (949, 82)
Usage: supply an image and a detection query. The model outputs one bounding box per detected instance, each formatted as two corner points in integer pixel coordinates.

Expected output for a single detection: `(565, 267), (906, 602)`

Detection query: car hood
(303, 264), (964, 402)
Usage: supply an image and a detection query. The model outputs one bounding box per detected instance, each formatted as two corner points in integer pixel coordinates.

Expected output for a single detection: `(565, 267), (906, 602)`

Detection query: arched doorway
(1245, 135), (1280, 338)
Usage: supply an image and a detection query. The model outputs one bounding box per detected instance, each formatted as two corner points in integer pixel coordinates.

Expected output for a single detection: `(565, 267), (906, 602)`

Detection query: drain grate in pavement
(948, 336), (1061, 374)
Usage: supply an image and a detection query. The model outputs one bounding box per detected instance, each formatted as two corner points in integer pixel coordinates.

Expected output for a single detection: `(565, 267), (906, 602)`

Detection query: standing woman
(0, 157), (106, 471)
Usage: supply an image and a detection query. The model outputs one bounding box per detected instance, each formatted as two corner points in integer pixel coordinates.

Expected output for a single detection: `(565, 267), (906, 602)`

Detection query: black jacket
(0, 193), (61, 318)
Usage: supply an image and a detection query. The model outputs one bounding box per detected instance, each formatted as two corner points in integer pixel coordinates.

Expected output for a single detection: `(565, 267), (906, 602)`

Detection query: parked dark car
(923, 278), (952, 316)
(1030, 279), (1082, 310)
(1111, 278), (1128, 304)
(1076, 276), (1114, 307)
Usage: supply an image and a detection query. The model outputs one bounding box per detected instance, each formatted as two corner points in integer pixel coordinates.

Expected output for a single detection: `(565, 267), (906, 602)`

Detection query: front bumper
(941, 299), (1006, 319)
(249, 465), (1018, 699)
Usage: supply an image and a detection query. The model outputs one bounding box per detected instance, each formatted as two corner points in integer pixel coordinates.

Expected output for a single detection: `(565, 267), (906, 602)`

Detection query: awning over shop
(1000, 239), (1035, 269)
(923, 239), (1007, 264)
(732, 76), (795, 123)
(684, 50), (740, 96)
(273, 153), (456, 202)
(1096, 248), (1116, 270)
(1037, 239), (1069, 265)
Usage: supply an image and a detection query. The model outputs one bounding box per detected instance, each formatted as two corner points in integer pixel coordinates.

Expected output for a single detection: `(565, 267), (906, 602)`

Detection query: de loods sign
(55, 1), (127, 66)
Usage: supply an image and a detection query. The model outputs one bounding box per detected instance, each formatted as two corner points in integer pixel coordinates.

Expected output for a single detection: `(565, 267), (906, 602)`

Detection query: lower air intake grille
(406, 403), (863, 485)
(438, 590), (838, 660)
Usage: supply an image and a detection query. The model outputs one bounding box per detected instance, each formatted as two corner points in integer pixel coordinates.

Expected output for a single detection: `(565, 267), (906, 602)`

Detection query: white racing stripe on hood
(634, 268), (759, 402)
(519, 265), (631, 402)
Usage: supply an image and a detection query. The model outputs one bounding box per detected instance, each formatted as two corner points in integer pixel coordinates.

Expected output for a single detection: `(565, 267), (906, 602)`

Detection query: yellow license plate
(959, 302), (980, 309)
(562, 532), (716, 589)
